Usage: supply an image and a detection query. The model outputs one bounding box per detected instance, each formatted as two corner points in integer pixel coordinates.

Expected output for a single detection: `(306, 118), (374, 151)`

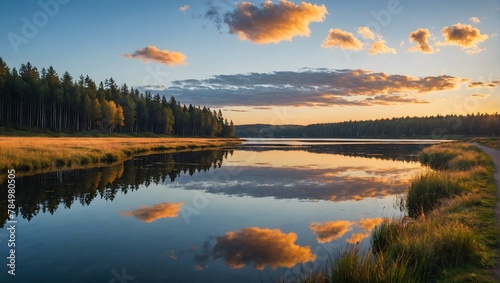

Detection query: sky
(0, 0), (499, 125)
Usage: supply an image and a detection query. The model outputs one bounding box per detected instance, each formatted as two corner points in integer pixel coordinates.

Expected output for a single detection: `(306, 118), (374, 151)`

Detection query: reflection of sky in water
(166, 150), (425, 202)
(0, 143), (431, 283)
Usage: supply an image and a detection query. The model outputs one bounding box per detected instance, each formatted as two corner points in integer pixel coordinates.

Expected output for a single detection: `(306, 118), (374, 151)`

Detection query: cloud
(119, 202), (183, 222)
(124, 46), (187, 66)
(368, 38), (396, 55)
(309, 220), (354, 243)
(346, 232), (370, 244)
(223, 0), (327, 44)
(436, 23), (488, 51)
(468, 17), (480, 23)
(468, 93), (489, 98)
(322, 28), (363, 50)
(357, 26), (375, 40)
(153, 69), (469, 107)
(358, 218), (384, 231)
(355, 26), (395, 55)
(212, 227), (316, 269)
(468, 80), (499, 88)
(179, 5), (189, 13)
(408, 28), (434, 53)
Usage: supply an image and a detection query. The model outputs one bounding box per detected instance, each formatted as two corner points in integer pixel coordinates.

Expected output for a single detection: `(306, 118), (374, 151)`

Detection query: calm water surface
(0, 139), (441, 282)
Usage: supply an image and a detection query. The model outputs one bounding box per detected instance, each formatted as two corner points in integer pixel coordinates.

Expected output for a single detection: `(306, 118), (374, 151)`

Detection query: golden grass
(0, 137), (241, 179)
(471, 137), (500, 149)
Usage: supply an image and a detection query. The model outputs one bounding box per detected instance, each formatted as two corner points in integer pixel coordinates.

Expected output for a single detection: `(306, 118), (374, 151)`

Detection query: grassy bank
(472, 137), (500, 150)
(0, 137), (241, 179)
(286, 142), (498, 282)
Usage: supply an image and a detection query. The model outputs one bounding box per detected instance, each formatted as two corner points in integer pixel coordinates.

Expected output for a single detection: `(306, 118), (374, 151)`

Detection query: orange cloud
(357, 26), (374, 40)
(309, 220), (354, 243)
(119, 202), (183, 223)
(408, 28), (434, 54)
(468, 93), (488, 98)
(437, 23), (488, 51)
(124, 46), (187, 66)
(468, 80), (499, 88)
(224, 0), (327, 44)
(322, 28), (363, 50)
(346, 232), (370, 244)
(468, 17), (480, 24)
(358, 218), (384, 231)
(213, 227), (316, 270)
(368, 38), (396, 55)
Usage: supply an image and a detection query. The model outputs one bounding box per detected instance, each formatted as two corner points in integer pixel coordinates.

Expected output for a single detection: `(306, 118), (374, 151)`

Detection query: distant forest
(236, 113), (500, 138)
(0, 58), (235, 136)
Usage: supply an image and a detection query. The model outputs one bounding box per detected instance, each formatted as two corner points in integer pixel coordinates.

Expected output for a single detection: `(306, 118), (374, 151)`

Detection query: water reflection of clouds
(309, 221), (354, 243)
(194, 227), (316, 270)
(168, 165), (420, 202)
(309, 218), (384, 244)
(119, 202), (183, 223)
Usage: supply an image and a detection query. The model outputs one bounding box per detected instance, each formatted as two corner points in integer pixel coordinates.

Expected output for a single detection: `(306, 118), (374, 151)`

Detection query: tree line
(236, 113), (500, 138)
(0, 58), (235, 136)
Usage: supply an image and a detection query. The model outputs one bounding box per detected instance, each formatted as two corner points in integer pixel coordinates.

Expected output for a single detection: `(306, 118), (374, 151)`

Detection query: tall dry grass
(0, 137), (241, 176)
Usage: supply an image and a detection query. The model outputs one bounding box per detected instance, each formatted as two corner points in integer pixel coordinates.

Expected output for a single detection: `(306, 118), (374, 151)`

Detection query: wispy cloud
(119, 202), (183, 223)
(322, 28), (363, 50)
(408, 28), (434, 54)
(179, 5), (189, 13)
(124, 46), (187, 66)
(357, 26), (375, 40)
(468, 80), (499, 88)
(368, 37), (396, 55)
(436, 23), (489, 52)
(325, 26), (394, 55)
(309, 220), (354, 243)
(468, 16), (480, 24)
(149, 69), (469, 107)
(223, 0), (327, 44)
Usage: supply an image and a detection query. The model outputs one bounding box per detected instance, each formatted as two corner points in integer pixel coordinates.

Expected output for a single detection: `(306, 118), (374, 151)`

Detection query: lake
(0, 139), (443, 282)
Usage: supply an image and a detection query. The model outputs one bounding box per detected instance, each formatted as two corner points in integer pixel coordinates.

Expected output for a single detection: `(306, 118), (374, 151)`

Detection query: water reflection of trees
(0, 150), (230, 227)
(239, 143), (430, 162)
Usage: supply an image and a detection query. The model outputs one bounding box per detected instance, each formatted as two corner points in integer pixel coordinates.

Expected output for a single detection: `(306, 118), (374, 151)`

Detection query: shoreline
(287, 141), (499, 282)
(0, 137), (242, 181)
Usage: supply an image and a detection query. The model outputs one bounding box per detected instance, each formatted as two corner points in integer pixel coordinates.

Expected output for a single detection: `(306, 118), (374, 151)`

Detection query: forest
(0, 58), (235, 137)
(236, 113), (500, 138)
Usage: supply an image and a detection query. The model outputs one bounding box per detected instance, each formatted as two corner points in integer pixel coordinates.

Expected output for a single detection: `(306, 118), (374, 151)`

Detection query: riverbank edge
(0, 137), (242, 181)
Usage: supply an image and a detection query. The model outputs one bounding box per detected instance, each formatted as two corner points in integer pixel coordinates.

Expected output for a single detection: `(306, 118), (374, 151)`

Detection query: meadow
(0, 137), (241, 178)
(285, 142), (498, 282)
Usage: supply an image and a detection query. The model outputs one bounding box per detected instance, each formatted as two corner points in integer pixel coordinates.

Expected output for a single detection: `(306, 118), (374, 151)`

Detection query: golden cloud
(408, 28), (434, 54)
(124, 46), (187, 66)
(119, 202), (183, 223)
(468, 93), (488, 98)
(358, 218), (384, 231)
(224, 0), (327, 44)
(357, 26), (375, 40)
(179, 5), (189, 13)
(213, 227), (316, 270)
(322, 28), (363, 50)
(346, 232), (370, 244)
(468, 80), (499, 88)
(468, 17), (480, 24)
(368, 38), (396, 55)
(437, 23), (488, 50)
(309, 220), (354, 243)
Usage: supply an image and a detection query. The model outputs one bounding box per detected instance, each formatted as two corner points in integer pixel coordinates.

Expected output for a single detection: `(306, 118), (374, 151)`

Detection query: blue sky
(1, 0), (499, 124)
